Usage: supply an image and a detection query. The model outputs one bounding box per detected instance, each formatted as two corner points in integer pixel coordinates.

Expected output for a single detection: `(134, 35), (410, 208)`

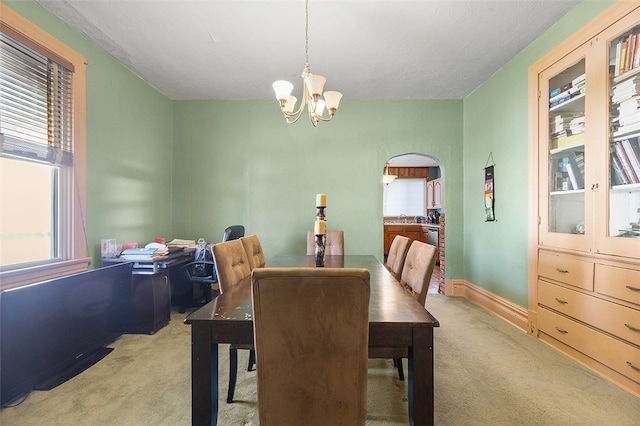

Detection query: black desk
(185, 254), (439, 425)
(102, 249), (193, 334)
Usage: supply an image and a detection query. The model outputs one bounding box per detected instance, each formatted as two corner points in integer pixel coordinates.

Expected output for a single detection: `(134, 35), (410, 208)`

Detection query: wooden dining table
(184, 254), (439, 426)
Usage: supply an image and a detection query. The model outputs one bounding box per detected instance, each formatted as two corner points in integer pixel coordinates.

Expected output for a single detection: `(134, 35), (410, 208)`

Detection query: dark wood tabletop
(185, 254), (439, 426)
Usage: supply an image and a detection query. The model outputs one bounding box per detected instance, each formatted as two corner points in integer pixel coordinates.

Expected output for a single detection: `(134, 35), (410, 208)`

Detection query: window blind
(0, 32), (73, 166)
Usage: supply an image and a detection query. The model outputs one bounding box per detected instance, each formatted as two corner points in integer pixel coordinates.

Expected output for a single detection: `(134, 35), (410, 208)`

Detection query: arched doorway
(382, 153), (445, 294)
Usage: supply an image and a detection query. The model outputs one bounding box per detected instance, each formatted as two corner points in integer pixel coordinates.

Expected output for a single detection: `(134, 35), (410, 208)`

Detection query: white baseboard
(444, 278), (528, 333)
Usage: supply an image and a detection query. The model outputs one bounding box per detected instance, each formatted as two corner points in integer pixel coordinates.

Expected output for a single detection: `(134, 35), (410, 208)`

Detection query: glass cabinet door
(602, 18), (640, 256)
(539, 48), (590, 251)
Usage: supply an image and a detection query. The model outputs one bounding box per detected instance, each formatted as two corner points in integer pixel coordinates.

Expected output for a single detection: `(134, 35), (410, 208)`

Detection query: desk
(102, 249), (193, 333)
(184, 254), (439, 426)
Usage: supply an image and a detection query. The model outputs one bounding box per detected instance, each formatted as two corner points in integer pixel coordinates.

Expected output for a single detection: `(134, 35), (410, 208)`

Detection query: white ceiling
(34, 0), (582, 101)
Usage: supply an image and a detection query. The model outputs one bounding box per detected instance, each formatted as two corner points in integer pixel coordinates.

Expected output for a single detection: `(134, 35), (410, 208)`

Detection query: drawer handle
(624, 323), (640, 332)
(626, 285), (640, 292)
(555, 298), (568, 304)
(627, 361), (640, 372)
(555, 268), (569, 274)
(555, 327), (568, 334)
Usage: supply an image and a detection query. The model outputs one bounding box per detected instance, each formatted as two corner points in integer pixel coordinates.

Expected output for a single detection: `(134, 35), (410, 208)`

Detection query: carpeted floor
(1, 294), (638, 425)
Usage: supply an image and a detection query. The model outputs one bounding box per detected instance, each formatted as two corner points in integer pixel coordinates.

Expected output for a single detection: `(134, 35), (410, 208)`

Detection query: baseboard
(445, 279), (528, 333)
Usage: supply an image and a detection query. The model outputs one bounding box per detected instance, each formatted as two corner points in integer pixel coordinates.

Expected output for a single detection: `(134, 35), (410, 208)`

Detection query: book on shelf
(613, 140), (639, 183)
(614, 32), (640, 77)
(621, 138), (640, 181)
(551, 132), (585, 150)
(611, 148), (630, 185)
(567, 151), (585, 190)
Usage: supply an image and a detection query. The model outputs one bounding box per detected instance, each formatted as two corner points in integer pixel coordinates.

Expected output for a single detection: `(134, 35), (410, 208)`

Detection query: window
(0, 4), (88, 288)
(383, 178), (426, 217)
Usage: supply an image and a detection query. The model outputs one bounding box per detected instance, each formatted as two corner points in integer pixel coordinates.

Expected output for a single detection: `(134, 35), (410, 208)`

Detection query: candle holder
(316, 206), (326, 222)
(314, 233), (326, 267)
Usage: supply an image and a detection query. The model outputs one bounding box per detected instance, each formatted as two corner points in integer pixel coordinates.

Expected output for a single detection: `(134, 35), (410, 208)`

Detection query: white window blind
(383, 178), (426, 217)
(0, 32), (73, 166)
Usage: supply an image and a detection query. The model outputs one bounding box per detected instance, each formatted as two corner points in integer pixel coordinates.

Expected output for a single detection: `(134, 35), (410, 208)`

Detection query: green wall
(172, 100), (464, 275)
(6, 0), (619, 308)
(462, 0), (614, 307)
(4, 1), (174, 268)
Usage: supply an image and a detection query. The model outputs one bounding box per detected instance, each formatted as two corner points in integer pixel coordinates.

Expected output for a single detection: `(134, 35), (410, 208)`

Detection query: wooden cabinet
(427, 178), (442, 209)
(129, 271), (171, 334)
(529, 2), (640, 395)
(383, 224), (425, 255)
(387, 167), (428, 178)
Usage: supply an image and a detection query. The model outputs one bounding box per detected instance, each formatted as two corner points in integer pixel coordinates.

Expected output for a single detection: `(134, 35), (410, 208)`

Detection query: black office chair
(177, 225), (246, 313)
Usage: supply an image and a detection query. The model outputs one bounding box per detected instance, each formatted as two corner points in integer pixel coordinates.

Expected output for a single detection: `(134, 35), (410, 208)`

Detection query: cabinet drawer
(538, 307), (640, 385)
(538, 280), (640, 347)
(595, 264), (640, 306)
(538, 251), (594, 291)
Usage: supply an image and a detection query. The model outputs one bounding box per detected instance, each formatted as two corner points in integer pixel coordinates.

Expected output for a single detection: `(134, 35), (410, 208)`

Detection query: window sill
(0, 258), (91, 291)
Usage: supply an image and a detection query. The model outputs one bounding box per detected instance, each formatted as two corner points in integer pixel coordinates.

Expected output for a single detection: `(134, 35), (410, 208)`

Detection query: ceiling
(34, 0), (582, 101)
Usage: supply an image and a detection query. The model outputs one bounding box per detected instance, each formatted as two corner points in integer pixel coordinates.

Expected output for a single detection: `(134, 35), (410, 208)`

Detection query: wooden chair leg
(227, 348), (238, 403)
(395, 358), (404, 381)
(247, 350), (256, 371)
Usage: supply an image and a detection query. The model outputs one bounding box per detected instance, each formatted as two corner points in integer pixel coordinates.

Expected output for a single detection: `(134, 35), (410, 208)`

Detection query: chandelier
(272, 0), (342, 127)
(383, 162), (397, 185)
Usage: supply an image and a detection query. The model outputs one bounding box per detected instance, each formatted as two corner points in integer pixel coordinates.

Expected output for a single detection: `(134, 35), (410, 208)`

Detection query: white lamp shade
(313, 99), (326, 117)
(305, 74), (326, 97)
(284, 95), (297, 113)
(323, 91), (343, 111)
(273, 80), (294, 101)
(383, 174), (397, 185)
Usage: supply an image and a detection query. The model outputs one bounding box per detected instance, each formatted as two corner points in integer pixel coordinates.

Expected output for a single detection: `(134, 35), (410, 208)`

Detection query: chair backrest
(385, 235), (411, 281)
(222, 225), (245, 242)
(306, 230), (345, 255)
(212, 239), (252, 293)
(241, 234), (266, 270)
(251, 267), (370, 426)
(400, 240), (438, 306)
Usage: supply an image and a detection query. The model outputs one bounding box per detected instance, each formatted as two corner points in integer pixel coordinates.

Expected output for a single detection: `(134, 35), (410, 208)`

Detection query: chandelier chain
(304, 0), (309, 68)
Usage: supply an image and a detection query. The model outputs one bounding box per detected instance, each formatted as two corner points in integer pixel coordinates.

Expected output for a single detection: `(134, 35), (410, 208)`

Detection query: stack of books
(612, 77), (640, 136)
(549, 73), (586, 109)
(550, 113), (585, 149)
(120, 247), (158, 261)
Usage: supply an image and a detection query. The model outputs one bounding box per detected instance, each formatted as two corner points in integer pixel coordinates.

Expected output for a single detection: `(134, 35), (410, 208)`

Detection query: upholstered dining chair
(241, 234), (266, 270)
(251, 267), (370, 426)
(370, 240), (438, 381)
(306, 230), (345, 255)
(385, 235), (412, 281)
(212, 238), (255, 403)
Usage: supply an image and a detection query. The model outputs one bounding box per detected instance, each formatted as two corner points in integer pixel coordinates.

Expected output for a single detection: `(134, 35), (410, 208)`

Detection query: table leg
(191, 325), (218, 425)
(409, 327), (434, 426)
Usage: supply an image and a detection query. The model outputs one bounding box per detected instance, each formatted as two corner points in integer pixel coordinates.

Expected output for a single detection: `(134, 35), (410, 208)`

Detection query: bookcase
(528, 1), (640, 396)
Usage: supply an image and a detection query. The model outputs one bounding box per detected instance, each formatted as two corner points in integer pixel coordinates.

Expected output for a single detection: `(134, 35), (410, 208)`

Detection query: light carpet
(1, 294), (638, 425)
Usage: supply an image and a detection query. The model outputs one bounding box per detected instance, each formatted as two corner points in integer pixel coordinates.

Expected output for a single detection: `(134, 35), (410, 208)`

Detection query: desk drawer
(538, 280), (640, 347)
(538, 251), (594, 291)
(538, 307), (640, 384)
(595, 264), (640, 306)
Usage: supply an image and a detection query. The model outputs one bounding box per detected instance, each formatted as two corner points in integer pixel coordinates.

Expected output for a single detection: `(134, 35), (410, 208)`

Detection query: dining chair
(241, 234), (266, 270)
(370, 240), (438, 380)
(251, 267), (370, 426)
(306, 230), (345, 255)
(385, 235), (412, 281)
(212, 238), (255, 403)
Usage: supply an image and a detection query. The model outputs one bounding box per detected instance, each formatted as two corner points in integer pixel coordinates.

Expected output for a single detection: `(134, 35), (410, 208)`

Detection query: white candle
(314, 220), (326, 235)
(316, 193), (326, 207)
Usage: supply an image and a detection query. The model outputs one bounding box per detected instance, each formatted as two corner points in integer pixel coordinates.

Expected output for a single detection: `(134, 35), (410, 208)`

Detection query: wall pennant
(484, 153), (496, 222)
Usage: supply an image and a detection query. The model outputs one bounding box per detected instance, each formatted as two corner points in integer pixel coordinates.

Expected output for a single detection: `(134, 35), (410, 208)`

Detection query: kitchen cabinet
(383, 224), (425, 256)
(427, 178), (442, 209)
(529, 2), (640, 395)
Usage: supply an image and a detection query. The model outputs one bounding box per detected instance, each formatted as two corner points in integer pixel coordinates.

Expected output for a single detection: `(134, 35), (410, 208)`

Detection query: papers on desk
(166, 238), (196, 248)
(120, 247), (158, 261)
